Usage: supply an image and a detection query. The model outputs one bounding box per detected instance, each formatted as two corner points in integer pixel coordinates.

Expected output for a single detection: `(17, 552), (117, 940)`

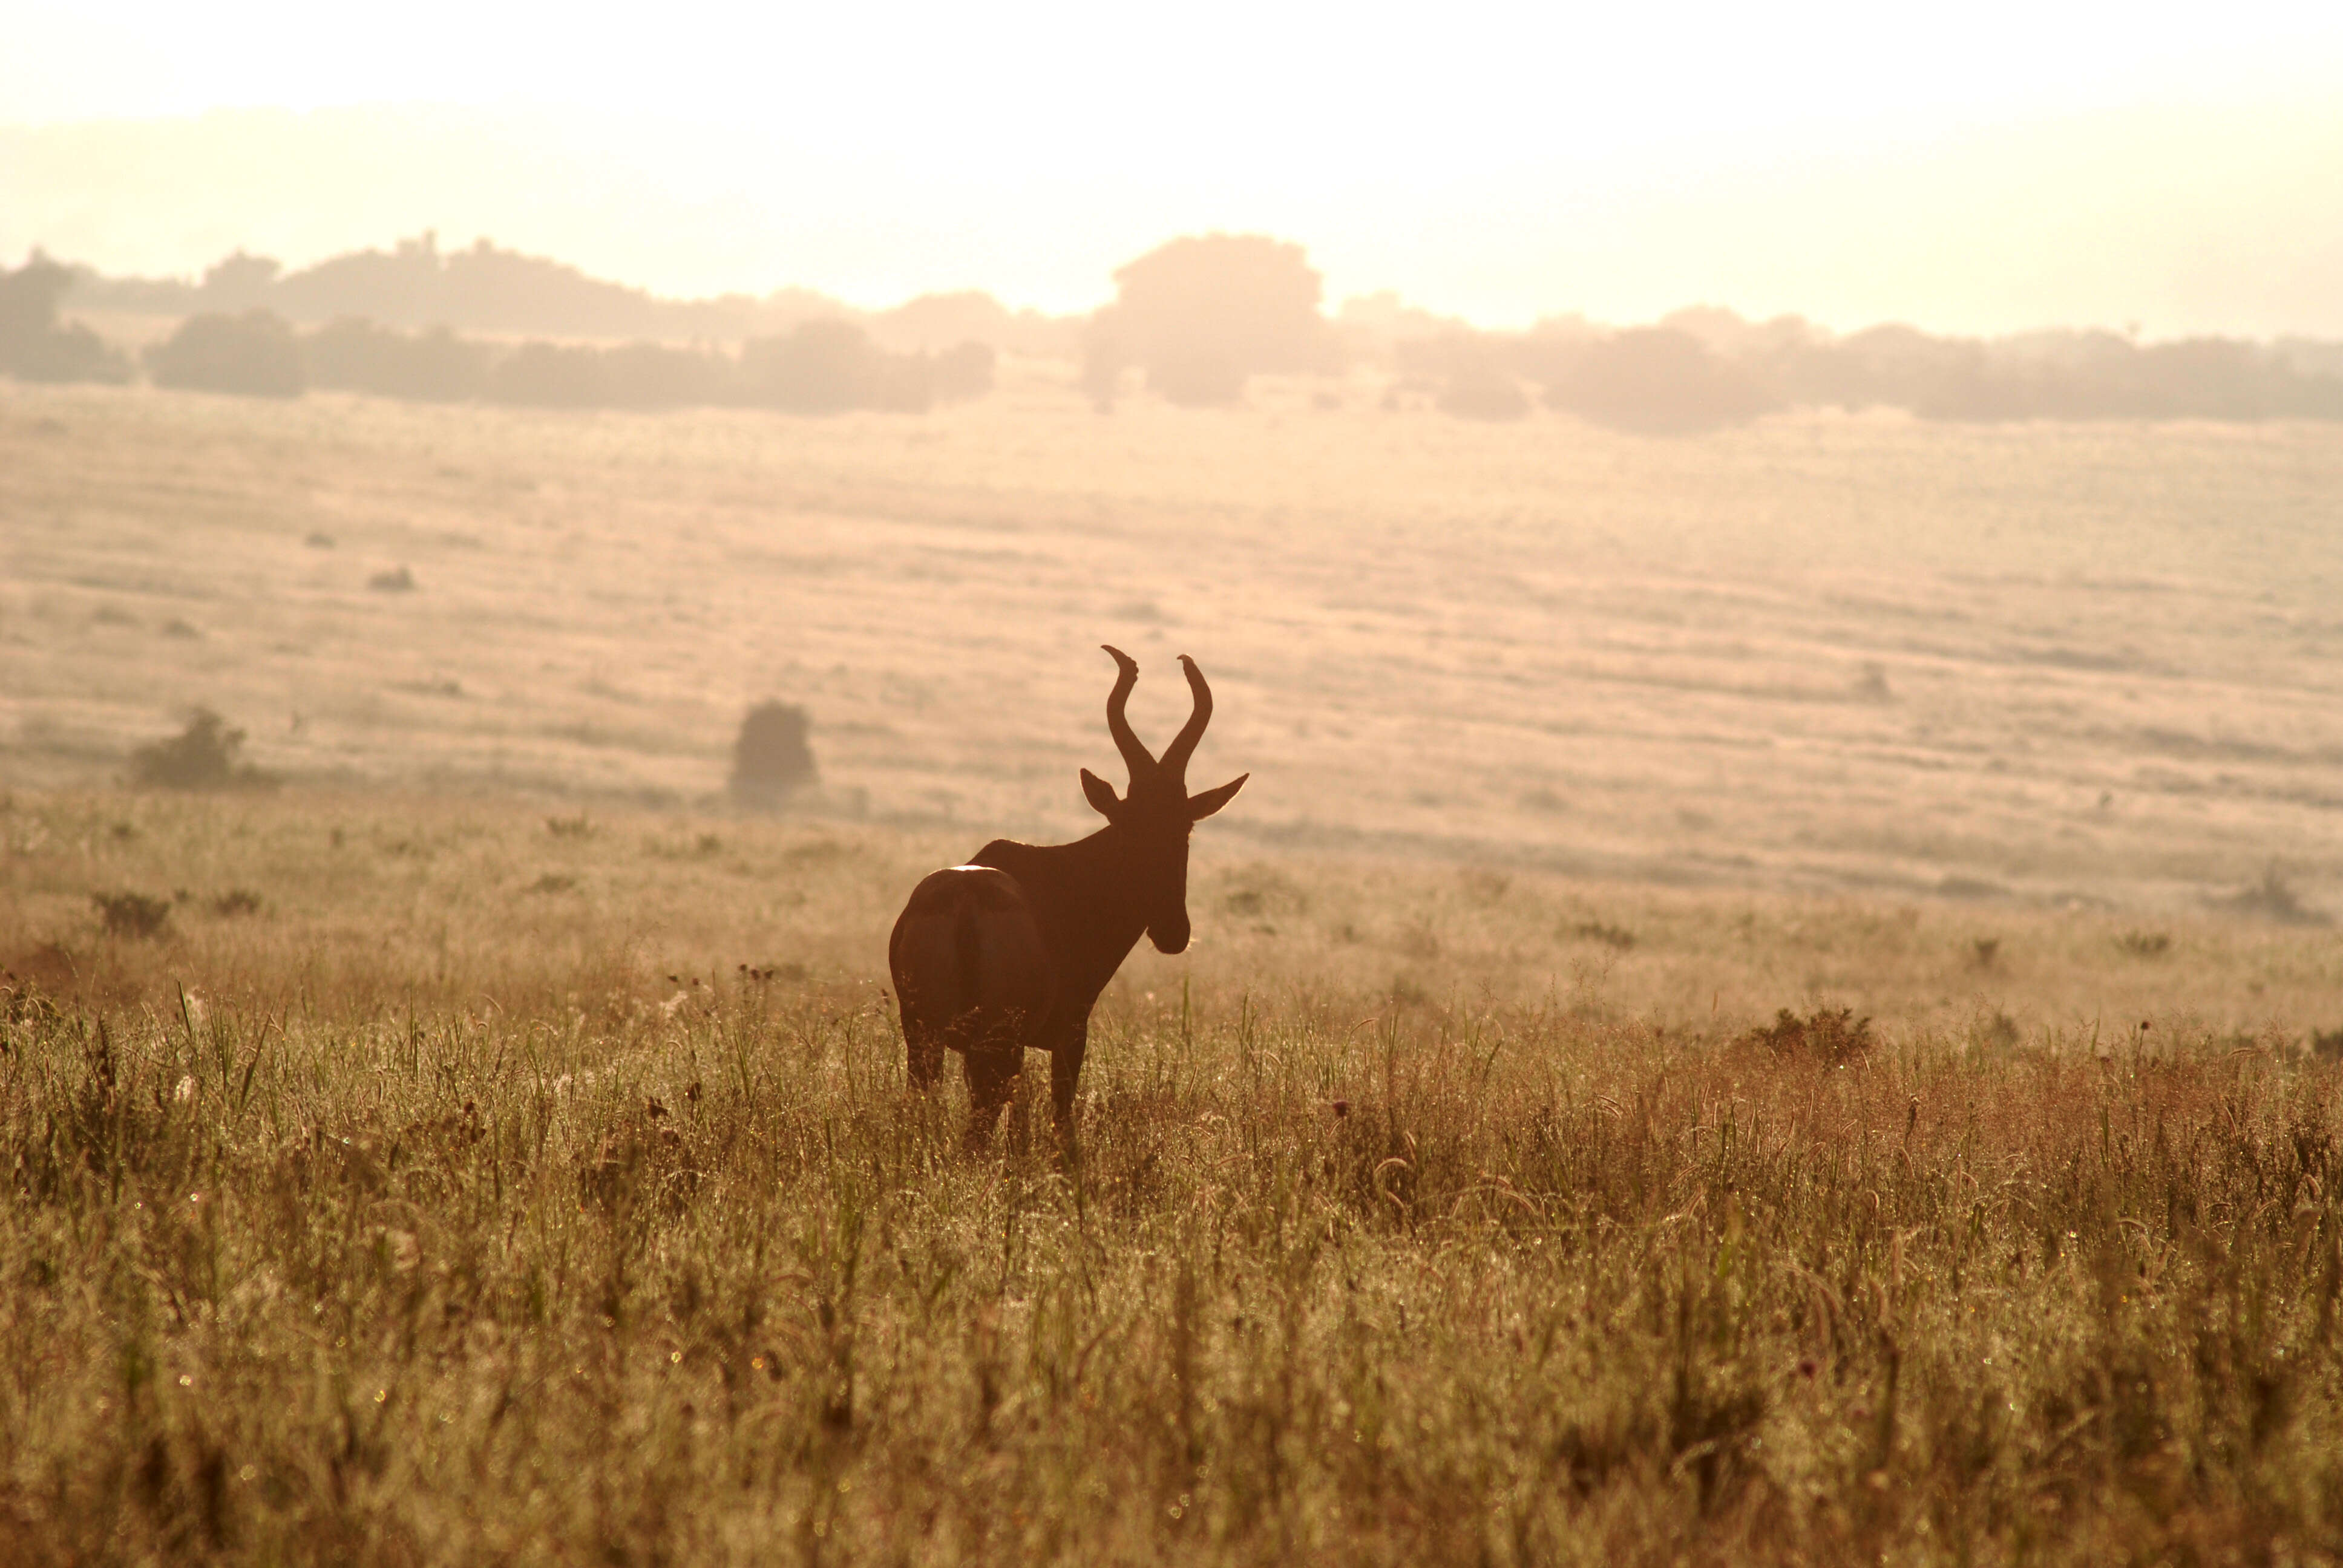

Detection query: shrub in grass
(2224, 863), (2328, 926)
(92, 891), (172, 939)
(127, 709), (273, 791)
(1742, 1004), (1873, 1065)
(729, 701), (818, 805)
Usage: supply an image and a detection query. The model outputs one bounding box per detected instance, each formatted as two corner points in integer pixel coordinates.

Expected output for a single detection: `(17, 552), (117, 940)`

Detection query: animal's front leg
(1049, 1010), (1092, 1137)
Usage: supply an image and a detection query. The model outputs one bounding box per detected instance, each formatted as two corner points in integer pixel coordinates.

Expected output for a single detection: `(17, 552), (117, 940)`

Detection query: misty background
(5, 0), (2343, 921)
(8, 227), (2342, 424)
(6, 2), (2343, 336)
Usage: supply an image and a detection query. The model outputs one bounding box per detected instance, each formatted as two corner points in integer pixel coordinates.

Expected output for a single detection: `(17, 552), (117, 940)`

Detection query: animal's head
(1080, 645), (1247, 954)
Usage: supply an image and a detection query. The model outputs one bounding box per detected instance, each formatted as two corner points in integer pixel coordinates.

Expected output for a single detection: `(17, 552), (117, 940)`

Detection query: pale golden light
(3, 1), (2341, 332)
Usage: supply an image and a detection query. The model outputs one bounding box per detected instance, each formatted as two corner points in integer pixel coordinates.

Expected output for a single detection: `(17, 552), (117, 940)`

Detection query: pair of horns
(1102, 645), (1211, 786)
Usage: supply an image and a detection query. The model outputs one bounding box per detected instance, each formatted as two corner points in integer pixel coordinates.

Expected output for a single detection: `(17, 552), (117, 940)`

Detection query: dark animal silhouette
(889, 647), (1247, 1142)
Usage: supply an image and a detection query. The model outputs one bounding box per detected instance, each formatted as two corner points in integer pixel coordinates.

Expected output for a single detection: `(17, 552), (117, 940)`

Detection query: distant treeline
(1401, 310), (2343, 431)
(64, 233), (1079, 358)
(131, 309), (996, 411)
(0, 256), (131, 384)
(12, 233), (2343, 430)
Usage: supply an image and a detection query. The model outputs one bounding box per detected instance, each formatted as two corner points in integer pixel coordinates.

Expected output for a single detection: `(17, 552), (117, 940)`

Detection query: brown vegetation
(4, 788), (2343, 1563)
(128, 710), (274, 792)
(3, 347), (2341, 1558)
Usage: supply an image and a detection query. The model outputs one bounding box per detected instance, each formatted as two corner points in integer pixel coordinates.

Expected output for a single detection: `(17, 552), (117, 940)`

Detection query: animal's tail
(951, 895), (983, 1027)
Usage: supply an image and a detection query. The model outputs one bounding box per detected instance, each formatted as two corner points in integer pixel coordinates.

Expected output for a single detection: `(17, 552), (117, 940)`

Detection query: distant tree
(1899, 332), (2343, 423)
(484, 341), (611, 408)
(270, 235), (444, 328)
(1777, 322), (1975, 413)
(53, 263), (202, 318)
(1336, 290), (1475, 351)
(438, 237), (667, 338)
(1145, 348), (1248, 408)
(59, 237), (1089, 366)
(304, 318), (488, 402)
(743, 321), (927, 413)
(198, 251), (283, 310)
(867, 292), (1009, 353)
(866, 292), (1078, 359)
(266, 234), (677, 338)
(1541, 327), (1781, 434)
(2277, 338), (2343, 382)
(729, 702), (818, 803)
(0, 254), (131, 384)
(2129, 338), (2343, 420)
(1397, 328), (1537, 420)
(0, 255), (71, 348)
(1089, 234), (1337, 407)
(146, 310), (306, 397)
(595, 342), (736, 409)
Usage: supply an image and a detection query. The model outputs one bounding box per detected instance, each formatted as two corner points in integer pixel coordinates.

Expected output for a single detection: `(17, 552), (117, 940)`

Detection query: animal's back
(890, 865), (1054, 1062)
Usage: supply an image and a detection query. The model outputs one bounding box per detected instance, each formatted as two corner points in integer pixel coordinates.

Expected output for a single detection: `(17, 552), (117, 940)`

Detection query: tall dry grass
(5, 788), (2342, 1563)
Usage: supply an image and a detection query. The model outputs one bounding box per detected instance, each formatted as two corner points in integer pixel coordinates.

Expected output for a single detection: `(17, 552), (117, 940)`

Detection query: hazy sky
(7, 0), (2342, 335)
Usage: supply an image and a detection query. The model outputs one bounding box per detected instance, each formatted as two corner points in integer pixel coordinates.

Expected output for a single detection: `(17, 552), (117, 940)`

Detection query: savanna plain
(5, 367), (2343, 1564)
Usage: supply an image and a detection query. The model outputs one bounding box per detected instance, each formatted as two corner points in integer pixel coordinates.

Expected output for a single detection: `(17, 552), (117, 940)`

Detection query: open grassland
(7, 789), (2343, 1563)
(5, 374), (2343, 915)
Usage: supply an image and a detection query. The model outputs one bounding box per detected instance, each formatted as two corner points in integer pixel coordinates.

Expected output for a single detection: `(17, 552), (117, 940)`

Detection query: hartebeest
(888, 647), (1247, 1141)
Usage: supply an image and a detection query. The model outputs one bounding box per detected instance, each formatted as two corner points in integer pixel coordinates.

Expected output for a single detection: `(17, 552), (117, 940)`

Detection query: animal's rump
(889, 865), (1054, 1050)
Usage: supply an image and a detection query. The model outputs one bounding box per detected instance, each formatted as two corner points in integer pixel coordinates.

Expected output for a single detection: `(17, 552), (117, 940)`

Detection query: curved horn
(1099, 645), (1154, 782)
(1159, 654), (1213, 781)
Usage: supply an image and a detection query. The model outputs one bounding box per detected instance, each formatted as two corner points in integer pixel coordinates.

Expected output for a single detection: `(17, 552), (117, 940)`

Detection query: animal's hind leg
(962, 1045), (1020, 1149)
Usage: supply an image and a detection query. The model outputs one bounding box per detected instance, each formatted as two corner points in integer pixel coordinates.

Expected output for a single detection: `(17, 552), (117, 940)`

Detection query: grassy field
(5, 377), (2343, 1560)
(5, 373), (2343, 913)
(5, 787), (2343, 1563)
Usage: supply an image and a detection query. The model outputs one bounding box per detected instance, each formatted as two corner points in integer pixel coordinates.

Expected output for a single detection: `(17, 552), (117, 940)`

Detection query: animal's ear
(1080, 768), (1124, 822)
(1186, 773), (1248, 822)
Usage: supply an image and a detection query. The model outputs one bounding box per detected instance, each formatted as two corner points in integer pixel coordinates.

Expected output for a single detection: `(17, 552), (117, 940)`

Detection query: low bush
(91, 890), (172, 938)
(1742, 1004), (1874, 1064)
(146, 310), (306, 397)
(126, 709), (272, 791)
(729, 701), (818, 803)
(2224, 863), (2328, 926)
